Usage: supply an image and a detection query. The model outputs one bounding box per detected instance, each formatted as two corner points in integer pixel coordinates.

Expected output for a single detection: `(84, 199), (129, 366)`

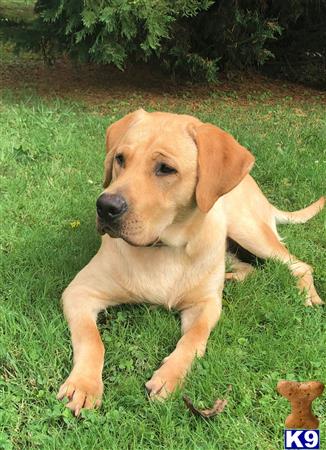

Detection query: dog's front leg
(145, 296), (221, 400)
(57, 273), (116, 415)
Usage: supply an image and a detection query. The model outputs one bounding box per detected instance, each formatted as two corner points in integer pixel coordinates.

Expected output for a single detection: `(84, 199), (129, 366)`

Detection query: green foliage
(28, 0), (282, 80)
(189, 3), (282, 73)
(263, 0), (326, 88)
(224, 9), (282, 68)
(0, 0), (324, 84)
(31, 0), (213, 71)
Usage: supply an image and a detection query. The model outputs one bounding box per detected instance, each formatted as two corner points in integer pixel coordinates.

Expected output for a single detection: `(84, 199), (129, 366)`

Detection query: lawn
(0, 0), (34, 22)
(0, 44), (325, 449)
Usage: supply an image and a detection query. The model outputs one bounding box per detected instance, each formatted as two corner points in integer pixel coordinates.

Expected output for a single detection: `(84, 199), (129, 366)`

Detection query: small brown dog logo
(277, 380), (324, 429)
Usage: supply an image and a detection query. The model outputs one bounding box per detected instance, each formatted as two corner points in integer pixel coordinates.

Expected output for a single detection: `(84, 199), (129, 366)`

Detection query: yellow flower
(69, 220), (80, 229)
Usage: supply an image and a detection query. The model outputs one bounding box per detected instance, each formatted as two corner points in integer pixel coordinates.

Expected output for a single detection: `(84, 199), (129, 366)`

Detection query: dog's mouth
(120, 235), (165, 248)
(97, 222), (164, 248)
(98, 224), (120, 239)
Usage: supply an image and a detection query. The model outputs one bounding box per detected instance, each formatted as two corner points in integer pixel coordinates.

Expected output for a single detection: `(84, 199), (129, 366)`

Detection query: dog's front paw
(57, 373), (103, 416)
(145, 361), (184, 400)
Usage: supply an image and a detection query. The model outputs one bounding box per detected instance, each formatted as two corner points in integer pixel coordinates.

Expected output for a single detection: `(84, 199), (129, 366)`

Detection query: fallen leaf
(183, 385), (231, 419)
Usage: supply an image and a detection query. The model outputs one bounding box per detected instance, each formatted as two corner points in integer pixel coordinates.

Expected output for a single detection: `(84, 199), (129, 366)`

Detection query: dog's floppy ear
(194, 124), (255, 213)
(103, 109), (145, 188)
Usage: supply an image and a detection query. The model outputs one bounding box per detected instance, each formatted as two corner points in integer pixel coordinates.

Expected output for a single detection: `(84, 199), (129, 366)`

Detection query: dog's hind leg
(228, 221), (323, 306)
(226, 253), (254, 282)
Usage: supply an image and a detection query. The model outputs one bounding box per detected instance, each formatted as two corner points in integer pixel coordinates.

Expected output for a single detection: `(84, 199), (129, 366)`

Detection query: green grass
(0, 0), (35, 22)
(1, 62), (326, 448)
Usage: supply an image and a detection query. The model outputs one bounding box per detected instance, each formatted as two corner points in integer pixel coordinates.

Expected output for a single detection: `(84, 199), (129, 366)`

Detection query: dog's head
(96, 109), (254, 246)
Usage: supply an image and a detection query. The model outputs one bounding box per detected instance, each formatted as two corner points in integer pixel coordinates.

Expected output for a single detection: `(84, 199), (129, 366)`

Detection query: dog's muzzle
(96, 193), (166, 247)
(96, 193), (127, 236)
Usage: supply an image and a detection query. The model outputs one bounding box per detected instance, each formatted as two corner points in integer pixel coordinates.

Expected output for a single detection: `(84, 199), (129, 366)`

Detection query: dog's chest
(114, 246), (219, 308)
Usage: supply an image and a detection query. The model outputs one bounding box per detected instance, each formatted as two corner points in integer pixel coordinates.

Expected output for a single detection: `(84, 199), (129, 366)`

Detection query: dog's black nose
(96, 193), (128, 220)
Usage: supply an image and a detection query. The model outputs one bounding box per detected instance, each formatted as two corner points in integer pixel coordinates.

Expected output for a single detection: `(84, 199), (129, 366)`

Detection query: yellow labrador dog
(57, 109), (324, 415)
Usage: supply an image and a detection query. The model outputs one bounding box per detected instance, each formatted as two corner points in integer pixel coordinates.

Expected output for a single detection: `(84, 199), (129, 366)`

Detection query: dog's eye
(115, 153), (125, 167)
(155, 163), (177, 176)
